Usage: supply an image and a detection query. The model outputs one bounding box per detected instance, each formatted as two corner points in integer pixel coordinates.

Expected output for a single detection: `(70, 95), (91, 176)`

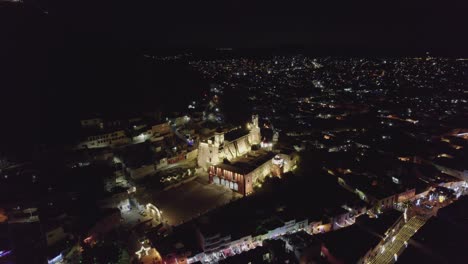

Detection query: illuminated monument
(199, 115), (296, 195)
(197, 115), (261, 169)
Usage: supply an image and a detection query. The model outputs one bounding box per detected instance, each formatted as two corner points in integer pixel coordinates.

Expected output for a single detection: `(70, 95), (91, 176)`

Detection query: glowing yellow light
(439, 196), (445, 203)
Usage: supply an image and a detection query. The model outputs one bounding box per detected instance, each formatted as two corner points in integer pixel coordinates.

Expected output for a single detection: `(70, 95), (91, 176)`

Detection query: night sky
(2, 1), (468, 53)
(0, 0), (467, 157)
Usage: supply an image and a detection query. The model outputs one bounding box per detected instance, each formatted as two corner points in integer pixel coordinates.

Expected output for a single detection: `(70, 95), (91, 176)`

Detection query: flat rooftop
(341, 172), (414, 200)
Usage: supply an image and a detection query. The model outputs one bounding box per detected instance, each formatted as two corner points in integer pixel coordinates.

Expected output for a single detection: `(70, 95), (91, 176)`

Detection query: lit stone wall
(197, 142), (215, 168)
(222, 136), (251, 161)
(199, 135), (255, 169)
(236, 137), (249, 155)
(245, 160), (273, 195)
(186, 149), (199, 160)
(248, 127), (261, 145)
(278, 153), (297, 173)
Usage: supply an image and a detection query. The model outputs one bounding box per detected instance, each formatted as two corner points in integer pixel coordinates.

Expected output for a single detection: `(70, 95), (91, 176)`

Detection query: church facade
(197, 115), (261, 169)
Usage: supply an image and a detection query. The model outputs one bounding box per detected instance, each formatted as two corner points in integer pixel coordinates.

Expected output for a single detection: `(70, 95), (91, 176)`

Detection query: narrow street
(366, 215), (428, 264)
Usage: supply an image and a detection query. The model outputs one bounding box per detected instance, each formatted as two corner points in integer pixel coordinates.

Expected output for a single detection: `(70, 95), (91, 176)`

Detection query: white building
(76, 130), (130, 149)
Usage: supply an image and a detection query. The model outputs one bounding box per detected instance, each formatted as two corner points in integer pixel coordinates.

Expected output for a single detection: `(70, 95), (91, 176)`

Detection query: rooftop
(216, 150), (276, 175)
(150, 224), (201, 257)
(219, 245), (270, 264)
(341, 172), (414, 200)
(224, 127), (250, 142)
(319, 210), (401, 263)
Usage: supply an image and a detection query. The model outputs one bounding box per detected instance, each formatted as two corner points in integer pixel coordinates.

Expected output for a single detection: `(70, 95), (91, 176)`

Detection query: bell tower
(249, 115), (261, 145)
(214, 130), (224, 147)
(252, 114), (259, 128)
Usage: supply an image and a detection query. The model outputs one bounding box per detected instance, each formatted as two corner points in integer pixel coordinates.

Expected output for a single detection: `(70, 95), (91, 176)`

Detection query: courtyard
(149, 176), (242, 226)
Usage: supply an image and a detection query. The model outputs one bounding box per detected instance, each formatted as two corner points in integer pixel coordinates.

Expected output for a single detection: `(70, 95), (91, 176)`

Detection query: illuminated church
(198, 115), (296, 196)
(197, 115), (261, 169)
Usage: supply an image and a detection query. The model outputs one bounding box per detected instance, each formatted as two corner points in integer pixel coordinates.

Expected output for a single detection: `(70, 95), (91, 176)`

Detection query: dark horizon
(2, 0), (467, 159)
(2, 1), (468, 56)
(1, 2), (468, 264)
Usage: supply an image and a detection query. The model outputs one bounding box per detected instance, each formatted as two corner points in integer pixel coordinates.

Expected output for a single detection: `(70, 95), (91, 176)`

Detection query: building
(280, 231), (321, 263)
(151, 121), (171, 136)
(207, 151), (296, 196)
(397, 196), (468, 264)
(85, 208), (121, 244)
(197, 115), (261, 169)
(7, 207), (47, 264)
(151, 180), (361, 264)
(80, 118), (104, 129)
(45, 221), (73, 264)
(77, 130), (130, 149)
(186, 217), (309, 264)
(218, 246), (273, 264)
(337, 173), (416, 212)
(321, 210), (402, 264)
(208, 151), (274, 195)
